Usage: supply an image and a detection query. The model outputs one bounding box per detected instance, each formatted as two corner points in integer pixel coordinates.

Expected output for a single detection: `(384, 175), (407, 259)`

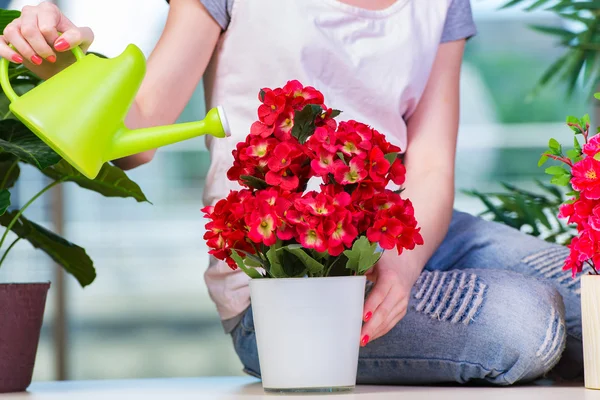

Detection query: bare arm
(0, 0), (221, 169)
(117, 0), (221, 169)
(392, 39), (464, 275)
(361, 39), (465, 343)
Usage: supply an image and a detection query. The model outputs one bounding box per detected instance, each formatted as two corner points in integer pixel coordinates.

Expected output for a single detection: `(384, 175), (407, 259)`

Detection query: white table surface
(0, 377), (599, 399)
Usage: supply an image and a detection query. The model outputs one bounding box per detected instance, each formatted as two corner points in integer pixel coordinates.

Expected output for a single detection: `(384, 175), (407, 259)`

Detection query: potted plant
(202, 80), (423, 392)
(537, 104), (600, 389)
(0, 9), (149, 393)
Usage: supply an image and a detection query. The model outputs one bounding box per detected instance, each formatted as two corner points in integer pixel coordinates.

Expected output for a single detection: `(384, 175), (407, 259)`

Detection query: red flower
(324, 212), (357, 256)
(389, 158), (406, 185)
(274, 108), (295, 141)
(297, 224), (327, 252)
(268, 142), (295, 172)
(334, 158), (368, 185)
(251, 121), (274, 138)
(584, 135), (600, 157)
(248, 205), (279, 246)
(366, 217), (403, 250)
(368, 147), (391, 182)
(283, 80), (325, 107)
(258, 90), (286, 125)
(266, 168), (300, 191)
(571, 157), (600, 199)
(311, 149), (336, 176)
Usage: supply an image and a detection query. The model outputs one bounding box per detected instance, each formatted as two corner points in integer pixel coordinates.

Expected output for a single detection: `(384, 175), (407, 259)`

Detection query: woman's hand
(360, 251), (422, 346)
(0, 1), (94, 80)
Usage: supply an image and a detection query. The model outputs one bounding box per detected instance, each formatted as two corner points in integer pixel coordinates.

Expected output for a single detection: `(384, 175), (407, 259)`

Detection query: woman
(0, 0), (582, 384)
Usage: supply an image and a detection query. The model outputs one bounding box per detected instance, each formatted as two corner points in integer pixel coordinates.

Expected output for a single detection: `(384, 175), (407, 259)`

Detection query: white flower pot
(582, 275), (600, 389)
(249, 275), (366, 393)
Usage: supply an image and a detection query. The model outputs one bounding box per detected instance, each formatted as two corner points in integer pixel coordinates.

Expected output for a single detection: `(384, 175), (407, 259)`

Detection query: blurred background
(0, 0), (590, 381)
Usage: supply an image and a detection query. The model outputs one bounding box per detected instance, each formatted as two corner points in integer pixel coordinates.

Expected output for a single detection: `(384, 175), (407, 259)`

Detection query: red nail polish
(31, 55), (43, 65)
(11, 54), (23, 63)
(361, 335), (369, 347)
(46, 55), (56, 63)
(364, 311), (372, 321)
(54, 38), (69, 51)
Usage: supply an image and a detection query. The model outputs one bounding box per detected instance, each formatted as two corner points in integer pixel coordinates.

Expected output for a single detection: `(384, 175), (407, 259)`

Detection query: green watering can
(0, 44), (230, 179)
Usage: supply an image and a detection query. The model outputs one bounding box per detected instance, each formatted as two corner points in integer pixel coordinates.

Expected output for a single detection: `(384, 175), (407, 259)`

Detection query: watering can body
(0, 44), (230, 179)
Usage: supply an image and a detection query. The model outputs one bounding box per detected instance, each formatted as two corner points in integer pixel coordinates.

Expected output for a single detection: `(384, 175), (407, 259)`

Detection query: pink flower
(571, 157), (600, 199)
(584, 135), (600, 157)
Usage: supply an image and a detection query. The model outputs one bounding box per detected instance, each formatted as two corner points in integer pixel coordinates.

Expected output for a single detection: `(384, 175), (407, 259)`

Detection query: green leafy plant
(463, 180), (574, 244)
(0, 9), (149, 287)
(501, 0), (600, 97)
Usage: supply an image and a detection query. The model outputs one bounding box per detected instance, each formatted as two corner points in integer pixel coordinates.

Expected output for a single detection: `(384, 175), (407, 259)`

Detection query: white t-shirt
(179, 0), (477, 332)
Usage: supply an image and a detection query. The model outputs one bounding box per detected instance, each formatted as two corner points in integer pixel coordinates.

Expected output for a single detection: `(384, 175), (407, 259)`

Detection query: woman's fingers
(0, 36), (23, 64)
(360, 282), (392, 346)
(3, 21), (40, 65)
(53, 25), (94, 53)
(20, 6), (55, 62)
(370, 301), (407, 342)
(36, 2), (61, 49)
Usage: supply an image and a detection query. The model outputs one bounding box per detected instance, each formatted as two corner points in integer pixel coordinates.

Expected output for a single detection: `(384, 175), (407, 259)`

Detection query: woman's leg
(357, 269), (565, 385)
(230, 269), (566, 385)
(425, 210), (583, 379)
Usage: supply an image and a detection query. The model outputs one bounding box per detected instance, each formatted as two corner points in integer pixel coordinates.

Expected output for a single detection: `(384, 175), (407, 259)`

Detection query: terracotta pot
(0, 282), (50, 393)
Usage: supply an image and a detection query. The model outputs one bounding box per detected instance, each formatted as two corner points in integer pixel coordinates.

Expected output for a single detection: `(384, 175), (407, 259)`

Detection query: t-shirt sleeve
(166, 0), (233, 31)
(441, 0), (477, 43)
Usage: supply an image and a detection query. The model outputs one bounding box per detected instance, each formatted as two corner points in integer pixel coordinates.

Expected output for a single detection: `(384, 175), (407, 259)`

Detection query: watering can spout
(0, 43), (231, 180)
(107, 106), (231, 161)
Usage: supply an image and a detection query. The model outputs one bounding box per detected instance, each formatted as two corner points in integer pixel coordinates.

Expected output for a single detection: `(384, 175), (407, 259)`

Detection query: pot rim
(582, 274), (600, 279)
(0, 281), (51, 287)
(249, 275), (367, 283)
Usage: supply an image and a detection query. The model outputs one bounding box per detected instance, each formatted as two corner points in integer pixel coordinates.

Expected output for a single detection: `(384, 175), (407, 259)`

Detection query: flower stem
(0, 237), (20, 268)
(325, 255), (343, 277)
(2, 110), (12, 120)
(0, 178), (66, 251)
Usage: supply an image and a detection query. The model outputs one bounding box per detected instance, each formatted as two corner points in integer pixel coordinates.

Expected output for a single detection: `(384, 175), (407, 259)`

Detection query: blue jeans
(231, 210), (582, 385)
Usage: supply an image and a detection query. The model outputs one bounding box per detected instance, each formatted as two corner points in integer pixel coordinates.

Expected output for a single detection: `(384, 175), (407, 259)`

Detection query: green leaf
(0, 120), (61, 169)
(551, 174), (571, 186)
(259, 89), (266, 102)
(343, 236), (382, 275)
(279, 247), (308, 277)
(582, 114), (591, 126)
(0, 189), (10, 216)
(329, 109), (342, 119)
(0, 9), (20, 33)
(549, 138), (560, 151)
(231, 248), (267, 268)
(0, 154), (19, 189)
(566, 116), (580, 125)
(336, 152), (347, 164)
(538, 154), (549, 167)
(545, 166), (569, 176)
(384, 152), (398, 165)
(282, 246), (325, 275)
(291, 104), (323, 144)
(230, 250), (263, 279)
(595, 93), (600, 101)
(42, 160), (149, 202)
(574, 137), (582, 152)
(0, 211), (96, 287)
(567, 149), (581, 161)
(266, 245), (287, 278)
(240, 175), (268, 190)
(595, 153), (600, 161)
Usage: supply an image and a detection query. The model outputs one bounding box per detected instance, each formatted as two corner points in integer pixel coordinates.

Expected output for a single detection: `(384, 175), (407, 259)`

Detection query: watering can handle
(0, 45), (85, 103)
